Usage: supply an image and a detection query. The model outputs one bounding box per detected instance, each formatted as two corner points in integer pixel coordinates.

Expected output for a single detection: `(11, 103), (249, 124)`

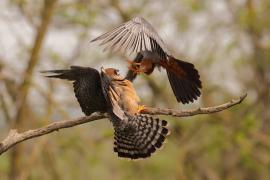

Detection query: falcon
(42, 66), (169, 159)
(91, 17), (202, 104)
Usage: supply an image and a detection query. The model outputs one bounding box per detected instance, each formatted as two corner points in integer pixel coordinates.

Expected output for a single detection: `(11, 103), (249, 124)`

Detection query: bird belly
(118, 82), (140, 115)
(122, 98), (139, 115)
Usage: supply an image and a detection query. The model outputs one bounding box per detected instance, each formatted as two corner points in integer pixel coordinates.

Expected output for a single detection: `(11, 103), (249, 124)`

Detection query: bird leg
(127, 60), (141, 66)
(127, 60), (143, 75)
(126, 59), (154, 75)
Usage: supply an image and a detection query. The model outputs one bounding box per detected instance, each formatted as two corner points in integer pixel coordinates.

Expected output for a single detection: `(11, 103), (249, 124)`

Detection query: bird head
(101, 67), (124, 81)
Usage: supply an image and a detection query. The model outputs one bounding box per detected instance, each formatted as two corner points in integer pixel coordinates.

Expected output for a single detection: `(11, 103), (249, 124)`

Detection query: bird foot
(127, 61), (143, 75)
(138, 105), (146, 113)
(126, 60), (141, 66)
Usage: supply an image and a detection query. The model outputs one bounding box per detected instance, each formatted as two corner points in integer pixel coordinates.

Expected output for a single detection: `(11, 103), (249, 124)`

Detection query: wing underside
(91, 17), (169, 60)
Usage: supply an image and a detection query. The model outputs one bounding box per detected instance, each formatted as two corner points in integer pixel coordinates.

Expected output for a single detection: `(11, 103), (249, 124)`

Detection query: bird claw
(127, 60), (143, 75)
(127, 60), (141, 66)
(138, 105), (146, 113)
(127, 59), (134, 65)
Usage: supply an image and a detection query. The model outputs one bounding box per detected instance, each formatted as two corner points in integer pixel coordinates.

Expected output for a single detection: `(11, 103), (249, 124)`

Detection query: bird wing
(91, 17), (169, 60)
(42, 66), (107, 116)
(100, 73), (126, 120)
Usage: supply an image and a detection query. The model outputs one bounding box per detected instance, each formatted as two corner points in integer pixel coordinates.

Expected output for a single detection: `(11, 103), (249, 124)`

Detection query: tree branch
(0, 114), (107, 155)
(143, 93), (247, 117)
(0, 93), (247, 155)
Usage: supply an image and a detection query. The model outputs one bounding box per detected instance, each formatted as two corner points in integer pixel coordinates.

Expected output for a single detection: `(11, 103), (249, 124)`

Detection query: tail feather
(113, 114), (169, 159)
(165, 56), (202, 104)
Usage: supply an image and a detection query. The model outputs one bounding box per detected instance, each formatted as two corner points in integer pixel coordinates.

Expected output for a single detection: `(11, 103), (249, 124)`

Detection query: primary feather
(91, 17), (169, 60)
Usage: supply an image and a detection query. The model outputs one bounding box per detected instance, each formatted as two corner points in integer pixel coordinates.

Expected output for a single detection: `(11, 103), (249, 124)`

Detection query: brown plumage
(91, 17), (202, 104)
(42, 66), (169, 159)
(101, 67), (141, 116)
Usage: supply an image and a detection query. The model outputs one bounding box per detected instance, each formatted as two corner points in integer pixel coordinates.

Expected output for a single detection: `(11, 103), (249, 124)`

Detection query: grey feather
(91, 17), (170, 59)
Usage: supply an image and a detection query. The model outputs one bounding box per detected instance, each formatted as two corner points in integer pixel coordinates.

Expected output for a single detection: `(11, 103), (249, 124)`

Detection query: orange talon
(126, 60), (141, 67)
(127, 61), (144, 75)
(126, 60), (141, 66)
(126, 59), (134, 65)
(128, 65), (140, 76)
(128, 65), (136, 71)
(138, 105), (146, 113)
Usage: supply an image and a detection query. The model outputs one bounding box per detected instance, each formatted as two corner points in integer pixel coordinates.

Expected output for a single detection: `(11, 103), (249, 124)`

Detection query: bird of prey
(42, 66), (169, 159)
(91, 17), (202, 104)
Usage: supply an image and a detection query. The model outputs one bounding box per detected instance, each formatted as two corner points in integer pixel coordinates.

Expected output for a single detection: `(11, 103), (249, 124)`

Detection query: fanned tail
(113, 114), (169, 159)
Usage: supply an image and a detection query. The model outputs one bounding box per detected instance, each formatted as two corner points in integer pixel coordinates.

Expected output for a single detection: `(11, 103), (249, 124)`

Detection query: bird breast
(113, 80), (140, 115)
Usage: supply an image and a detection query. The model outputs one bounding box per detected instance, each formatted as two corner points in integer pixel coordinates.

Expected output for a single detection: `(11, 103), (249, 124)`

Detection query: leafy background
(0, 0), (269, 179)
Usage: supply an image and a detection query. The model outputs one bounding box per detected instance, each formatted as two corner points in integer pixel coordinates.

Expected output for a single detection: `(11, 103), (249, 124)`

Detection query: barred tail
(113, 114), (169, 159)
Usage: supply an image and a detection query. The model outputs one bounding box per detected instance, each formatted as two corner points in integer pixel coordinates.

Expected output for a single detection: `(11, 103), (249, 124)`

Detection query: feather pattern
(100, 68), (170, 159)
(41, 66), (108, 115)
(43, 66), (170, 159)
(91, 17), (170, 59)
(113, 114), (169, 159)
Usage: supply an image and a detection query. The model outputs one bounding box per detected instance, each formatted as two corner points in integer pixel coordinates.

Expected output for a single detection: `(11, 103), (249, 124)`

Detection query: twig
(0, 93), (247, 155)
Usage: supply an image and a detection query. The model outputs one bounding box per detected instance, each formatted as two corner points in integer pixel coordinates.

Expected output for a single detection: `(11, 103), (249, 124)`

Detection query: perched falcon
(42, 66), (169, 159)
(91, 17), (202, 104)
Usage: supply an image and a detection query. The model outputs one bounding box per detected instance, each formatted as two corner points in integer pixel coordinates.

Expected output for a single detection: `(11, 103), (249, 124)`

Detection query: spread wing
(91, 17), (169, 60)
(42, 66), (107, 116)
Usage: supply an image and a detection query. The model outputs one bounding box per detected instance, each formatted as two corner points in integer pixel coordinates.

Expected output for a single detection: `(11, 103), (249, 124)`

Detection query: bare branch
(143, 93), (247, 117)
(0, 93), (247, 155)
(0, 113), (107, 155)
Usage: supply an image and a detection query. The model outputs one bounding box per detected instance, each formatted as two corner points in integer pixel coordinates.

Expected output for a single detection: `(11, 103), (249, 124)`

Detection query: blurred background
(0, 0), (269, 179)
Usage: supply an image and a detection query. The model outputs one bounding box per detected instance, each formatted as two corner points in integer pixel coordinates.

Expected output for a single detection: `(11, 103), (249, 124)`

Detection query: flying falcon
(91, 17), (202, 104)
(42, 66), (169, 159)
